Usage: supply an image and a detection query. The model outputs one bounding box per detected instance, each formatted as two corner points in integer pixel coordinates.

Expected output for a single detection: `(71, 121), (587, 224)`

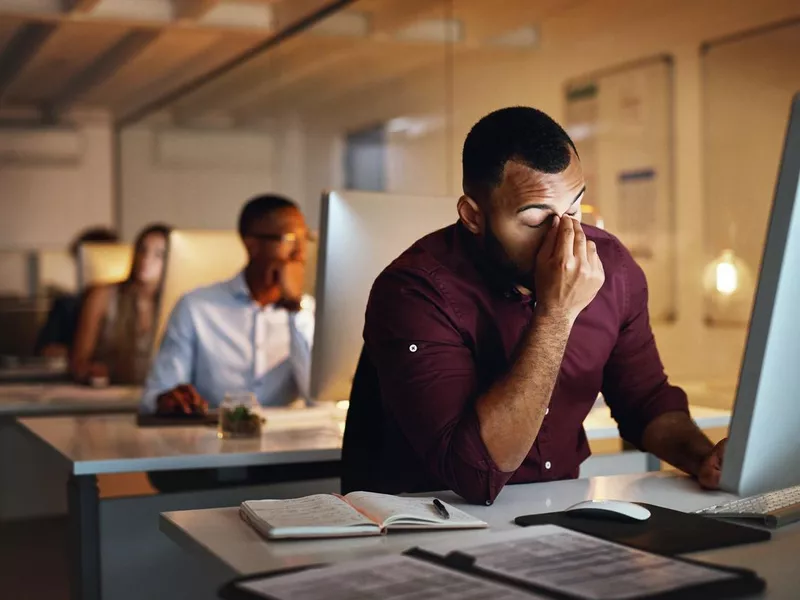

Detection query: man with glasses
(140, 195), (314, 415)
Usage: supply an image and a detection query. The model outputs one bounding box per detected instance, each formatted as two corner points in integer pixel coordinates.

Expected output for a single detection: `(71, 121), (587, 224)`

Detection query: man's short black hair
(462, 106), (577, 202)
(238, 194), (299, 237)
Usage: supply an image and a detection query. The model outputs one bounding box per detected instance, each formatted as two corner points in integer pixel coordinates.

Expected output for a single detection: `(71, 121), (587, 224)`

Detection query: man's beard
(483, 218), (535, 291)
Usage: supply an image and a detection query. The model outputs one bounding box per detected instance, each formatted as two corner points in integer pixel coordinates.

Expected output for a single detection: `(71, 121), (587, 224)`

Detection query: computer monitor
(154, 230), (319, 351)
(310, 190), (456, 403)
(77, 243), (133, 289)
(722, 93), (800, 496)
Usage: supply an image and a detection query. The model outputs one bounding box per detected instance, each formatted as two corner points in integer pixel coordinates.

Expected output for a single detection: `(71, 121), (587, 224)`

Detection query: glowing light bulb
(715, 262), (738, 296)
(715, 251), (739, 296)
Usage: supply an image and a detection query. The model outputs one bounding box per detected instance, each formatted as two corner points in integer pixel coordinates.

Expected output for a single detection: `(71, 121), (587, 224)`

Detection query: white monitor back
(156, 230), (246, 351)
(78, 243), (133, 290)
(310, 190), (456, 403)
(721, 94), (800, 496)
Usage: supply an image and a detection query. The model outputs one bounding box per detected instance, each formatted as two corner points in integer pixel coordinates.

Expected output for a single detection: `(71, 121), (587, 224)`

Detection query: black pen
(433, 498), (450, 520)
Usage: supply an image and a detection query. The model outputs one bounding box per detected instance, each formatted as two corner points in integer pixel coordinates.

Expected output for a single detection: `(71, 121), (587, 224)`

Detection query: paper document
(421, 526), (735, 600)
(238, 555), (540, 600)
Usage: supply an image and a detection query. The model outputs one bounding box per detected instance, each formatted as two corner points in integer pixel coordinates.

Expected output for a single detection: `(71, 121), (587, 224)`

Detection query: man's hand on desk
(156, 384), (209, 415)
(697, 438), (727, 490)
(641, 412), (727, 490)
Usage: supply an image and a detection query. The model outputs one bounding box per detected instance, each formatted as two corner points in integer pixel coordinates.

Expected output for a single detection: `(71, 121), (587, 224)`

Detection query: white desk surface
(16, 409), (345, 475)
(160, 472), (797, 598)
(0, 384), (141, 417)
(0, 363), (67, 383)
(15, 402), (730, 476)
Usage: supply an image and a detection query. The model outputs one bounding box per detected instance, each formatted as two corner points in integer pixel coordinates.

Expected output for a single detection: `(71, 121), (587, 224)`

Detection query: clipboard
(217, 532), (765, 600)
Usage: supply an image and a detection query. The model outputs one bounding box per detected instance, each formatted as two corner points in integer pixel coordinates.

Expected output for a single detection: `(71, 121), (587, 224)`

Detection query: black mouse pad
(515, 503), (771, 555)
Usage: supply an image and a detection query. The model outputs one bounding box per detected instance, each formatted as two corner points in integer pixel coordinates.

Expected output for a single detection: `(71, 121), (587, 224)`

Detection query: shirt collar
(227, 270), (253, 302)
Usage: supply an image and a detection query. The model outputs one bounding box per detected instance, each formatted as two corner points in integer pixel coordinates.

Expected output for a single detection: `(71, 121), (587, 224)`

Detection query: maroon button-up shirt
(356, 222), (688, 505)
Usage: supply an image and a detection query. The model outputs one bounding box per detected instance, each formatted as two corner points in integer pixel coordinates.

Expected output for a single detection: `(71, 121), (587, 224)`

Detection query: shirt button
(409, 344), (418, 352)
(545, 461), (552, 470)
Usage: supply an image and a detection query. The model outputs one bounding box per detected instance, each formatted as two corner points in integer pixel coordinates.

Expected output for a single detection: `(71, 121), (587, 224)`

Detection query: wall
(119, 121), (295, 238)
(295, 0), (800, 403)
(0, 111), (115, 295)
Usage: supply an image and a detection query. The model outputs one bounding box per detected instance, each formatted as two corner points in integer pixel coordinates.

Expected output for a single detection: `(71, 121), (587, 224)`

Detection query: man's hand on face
(697, 438), (727, 490)
(155, 384), (208, 416)
(535, 216), (605, 323)
(267, 259), (305, 310)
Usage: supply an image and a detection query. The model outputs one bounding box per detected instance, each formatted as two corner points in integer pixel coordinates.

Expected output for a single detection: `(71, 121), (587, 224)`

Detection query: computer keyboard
(695, 485), (800, 528)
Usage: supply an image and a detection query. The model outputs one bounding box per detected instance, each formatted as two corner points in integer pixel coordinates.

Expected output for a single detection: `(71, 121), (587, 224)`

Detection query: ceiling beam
(271, 0), (344, 30)
(120, 0), (356, 125)
(63, 0), (104, 12)
(47, 29), (160, 115)
(0, 22), (58, 102)
(367, 0), (449, 35)
(172, 0), (220, 20)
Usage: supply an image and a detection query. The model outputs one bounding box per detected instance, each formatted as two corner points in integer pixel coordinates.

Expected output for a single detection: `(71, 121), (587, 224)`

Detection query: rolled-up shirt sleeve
(364, 267), (514, 505)
(602, 245), (689, 448)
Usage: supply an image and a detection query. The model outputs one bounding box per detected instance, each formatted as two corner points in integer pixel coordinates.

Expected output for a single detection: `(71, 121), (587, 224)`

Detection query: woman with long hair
(71, 223), (171, 385)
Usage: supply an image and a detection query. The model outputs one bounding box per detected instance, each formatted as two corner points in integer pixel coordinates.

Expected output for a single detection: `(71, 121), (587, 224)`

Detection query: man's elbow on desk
(433, 433), (517, 505)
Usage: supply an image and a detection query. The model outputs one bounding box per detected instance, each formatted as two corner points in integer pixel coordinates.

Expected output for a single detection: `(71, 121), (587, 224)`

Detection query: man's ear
(242, 237), (258, 262)
(457, 195), (484, 234)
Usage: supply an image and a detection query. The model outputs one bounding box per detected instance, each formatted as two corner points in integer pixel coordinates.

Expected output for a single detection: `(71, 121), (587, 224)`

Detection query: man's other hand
(698, 438), (727, 490)
(156, 384), (208, 415)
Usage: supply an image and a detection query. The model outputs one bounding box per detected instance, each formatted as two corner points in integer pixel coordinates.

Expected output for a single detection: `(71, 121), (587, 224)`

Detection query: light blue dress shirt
(140, 272), (314, 414)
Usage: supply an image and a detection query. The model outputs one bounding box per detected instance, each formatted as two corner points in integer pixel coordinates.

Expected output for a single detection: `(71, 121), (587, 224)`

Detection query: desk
(0, 384), (140, 417)
(0, 385), (142, 523)
(0, 363), (67, 383)
(15, 410), (344, 600)
(14, 404), (731, 600)
(160, 472), (797, 598)
(584, 404), (730, 440)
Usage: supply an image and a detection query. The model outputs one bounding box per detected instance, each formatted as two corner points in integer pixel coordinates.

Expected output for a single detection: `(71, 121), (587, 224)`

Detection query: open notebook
(240, 492), (487, 540)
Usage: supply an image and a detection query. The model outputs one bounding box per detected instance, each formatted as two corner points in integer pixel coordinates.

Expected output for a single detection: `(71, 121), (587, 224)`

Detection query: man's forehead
(253, 207), (304, 229)
(493, 159), (584, 211)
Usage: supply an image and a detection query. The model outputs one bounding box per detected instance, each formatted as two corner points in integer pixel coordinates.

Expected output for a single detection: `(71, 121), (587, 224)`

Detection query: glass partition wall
(131, 1), (800, 412)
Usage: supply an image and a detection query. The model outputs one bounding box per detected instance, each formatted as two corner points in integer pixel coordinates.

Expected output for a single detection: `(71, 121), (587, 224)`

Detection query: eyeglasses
(247, 231), (310, 247)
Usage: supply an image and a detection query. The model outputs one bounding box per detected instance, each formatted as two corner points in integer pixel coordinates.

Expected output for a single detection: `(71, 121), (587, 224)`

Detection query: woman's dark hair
(126, 223), (172, 286)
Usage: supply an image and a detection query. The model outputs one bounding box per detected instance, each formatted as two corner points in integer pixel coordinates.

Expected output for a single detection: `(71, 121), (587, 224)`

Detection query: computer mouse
(564, 500), (651, 523)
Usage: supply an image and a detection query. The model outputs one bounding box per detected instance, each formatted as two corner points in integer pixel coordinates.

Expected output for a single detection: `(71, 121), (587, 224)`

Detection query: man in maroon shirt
(342, 106), (726, 505)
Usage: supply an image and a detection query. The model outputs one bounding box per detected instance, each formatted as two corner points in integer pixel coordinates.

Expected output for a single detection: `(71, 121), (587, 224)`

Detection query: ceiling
(0, 0), (573, 125)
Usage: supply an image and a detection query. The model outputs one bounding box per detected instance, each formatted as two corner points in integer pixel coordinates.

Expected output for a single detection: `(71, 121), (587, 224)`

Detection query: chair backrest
(340, 346), (386, 494)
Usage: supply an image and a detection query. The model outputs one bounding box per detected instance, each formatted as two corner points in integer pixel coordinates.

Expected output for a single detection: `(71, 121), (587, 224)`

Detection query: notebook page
(344, 492), (487, 528)
(420, 526), (735, 600)
(238, 555), (540, 600)
(242, 495), (376, 530)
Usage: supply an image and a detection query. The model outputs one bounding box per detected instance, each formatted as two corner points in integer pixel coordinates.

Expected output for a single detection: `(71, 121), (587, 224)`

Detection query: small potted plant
(218, 393), (265, 438)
